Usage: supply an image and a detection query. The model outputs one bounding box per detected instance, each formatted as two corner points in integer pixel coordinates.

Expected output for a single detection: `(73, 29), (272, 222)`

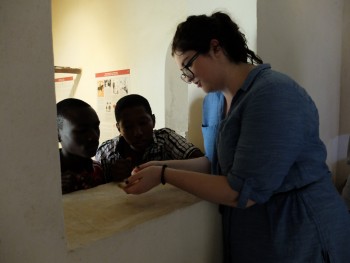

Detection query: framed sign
(54, 66), (82, 102)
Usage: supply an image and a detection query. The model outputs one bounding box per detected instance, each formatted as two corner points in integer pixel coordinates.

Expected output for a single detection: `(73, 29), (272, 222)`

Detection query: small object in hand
(117, 181), (128, 189)
(117, 178), (140, 189)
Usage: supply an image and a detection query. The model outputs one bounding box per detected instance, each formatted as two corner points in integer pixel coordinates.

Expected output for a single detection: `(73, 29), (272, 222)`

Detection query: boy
(57, 98), (106, 194)
(96, 94), (203, 182)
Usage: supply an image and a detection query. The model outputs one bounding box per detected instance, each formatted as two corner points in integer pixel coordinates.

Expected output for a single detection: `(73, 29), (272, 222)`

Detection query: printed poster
(95, 69), (130, 143)
(54, 76), (74, 102)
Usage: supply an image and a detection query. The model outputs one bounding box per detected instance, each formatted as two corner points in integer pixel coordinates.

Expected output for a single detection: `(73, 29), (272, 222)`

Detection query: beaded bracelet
(160, 164), (168, 185)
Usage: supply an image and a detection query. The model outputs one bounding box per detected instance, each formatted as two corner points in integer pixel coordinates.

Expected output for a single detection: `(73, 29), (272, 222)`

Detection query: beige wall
(337, 0), (350, 187)
(52, 0), (257, 150)
(52, 0), (188, 143)
(257, 0), (348, 187)
(0, 0), (67, 262)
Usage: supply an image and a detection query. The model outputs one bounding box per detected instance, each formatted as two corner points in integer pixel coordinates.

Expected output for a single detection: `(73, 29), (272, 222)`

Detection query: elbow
(245, 199), (256, 208)
(199, 156), (211, 173)
(225, 199), (256, 209)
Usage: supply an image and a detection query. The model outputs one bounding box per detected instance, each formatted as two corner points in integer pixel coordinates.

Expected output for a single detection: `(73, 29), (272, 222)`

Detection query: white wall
(257, 0), (345, 186)
(0, 0), (68, 262)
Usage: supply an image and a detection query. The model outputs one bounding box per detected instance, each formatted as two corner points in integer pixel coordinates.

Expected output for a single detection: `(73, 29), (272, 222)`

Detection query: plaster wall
(0, 0), (67, 262)
(257, 0), (346, 186)
(337, 0), (350, 186)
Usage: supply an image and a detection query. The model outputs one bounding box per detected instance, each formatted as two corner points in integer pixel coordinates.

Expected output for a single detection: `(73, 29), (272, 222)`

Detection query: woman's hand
(122, 166), (162, 194)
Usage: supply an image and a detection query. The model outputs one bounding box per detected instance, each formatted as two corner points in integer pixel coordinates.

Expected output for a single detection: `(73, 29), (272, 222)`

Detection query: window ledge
(63, 183), (200, 250)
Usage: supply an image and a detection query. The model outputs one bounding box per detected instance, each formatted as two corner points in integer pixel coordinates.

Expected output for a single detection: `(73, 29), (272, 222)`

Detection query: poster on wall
(54, 67), (82, 102)
(54, 76), (75, 102)
(95, 69), (130, 143)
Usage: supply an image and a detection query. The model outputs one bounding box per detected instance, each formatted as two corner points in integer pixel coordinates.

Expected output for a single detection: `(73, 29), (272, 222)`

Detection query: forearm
(124, 161), (254, 207)
(163, 156), (211, 173)
(163, 167), (239, 207)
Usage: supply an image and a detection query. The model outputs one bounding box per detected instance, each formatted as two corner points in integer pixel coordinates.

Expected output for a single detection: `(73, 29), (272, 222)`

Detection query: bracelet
(160, 164), (168, 185)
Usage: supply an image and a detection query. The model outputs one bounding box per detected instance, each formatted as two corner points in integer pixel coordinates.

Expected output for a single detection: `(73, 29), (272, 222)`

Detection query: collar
(240, 63), (271, 92)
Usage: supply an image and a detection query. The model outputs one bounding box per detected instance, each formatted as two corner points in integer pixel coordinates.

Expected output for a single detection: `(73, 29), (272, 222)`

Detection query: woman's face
(174, 46), (225, 93)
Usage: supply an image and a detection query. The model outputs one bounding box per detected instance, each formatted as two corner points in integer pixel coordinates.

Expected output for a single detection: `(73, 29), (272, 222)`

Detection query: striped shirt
(95, 128), (200, 181)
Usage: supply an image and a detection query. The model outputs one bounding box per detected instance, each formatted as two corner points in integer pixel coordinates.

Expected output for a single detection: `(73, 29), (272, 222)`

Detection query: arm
(161, 128), (204, 160)
(188, 149), (205, 158)
(123, 165), (255, 208)
(135, 156), (211, 174)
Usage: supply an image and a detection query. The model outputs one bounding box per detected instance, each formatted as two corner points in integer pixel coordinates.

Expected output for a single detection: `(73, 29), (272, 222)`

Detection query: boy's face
(59, 107), (100, 158)
(117, 106), (155, 152)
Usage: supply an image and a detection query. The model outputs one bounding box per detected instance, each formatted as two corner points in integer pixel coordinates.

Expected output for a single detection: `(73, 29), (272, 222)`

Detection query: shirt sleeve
(161, 128), (201, 159)
(95, 138), (118, 163)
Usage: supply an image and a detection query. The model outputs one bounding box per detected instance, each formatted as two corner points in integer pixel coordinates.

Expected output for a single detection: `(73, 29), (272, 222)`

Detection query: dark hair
(115, 94), (152, 122)
(56, 98), (91, 129)
(171, 12), (263, 65)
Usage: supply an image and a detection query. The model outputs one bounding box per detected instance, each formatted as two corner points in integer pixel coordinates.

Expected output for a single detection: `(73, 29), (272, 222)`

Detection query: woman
(123, 12), (350, 262)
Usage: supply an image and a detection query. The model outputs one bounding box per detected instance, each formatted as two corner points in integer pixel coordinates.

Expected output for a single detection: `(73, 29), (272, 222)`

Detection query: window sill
(63, 183), (200, 250)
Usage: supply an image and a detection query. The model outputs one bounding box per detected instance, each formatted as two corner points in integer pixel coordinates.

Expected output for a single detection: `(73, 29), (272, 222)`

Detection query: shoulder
(244, 66), (312, 110)
(97, 137), (119, 151)
(155, 127), (176, 135)
(96, 137), (120, 161)
(254, 66), (303, 94)
(154, 128), (187, 141)
(153, 128), (201, 159)
(155, 128), (198, 150)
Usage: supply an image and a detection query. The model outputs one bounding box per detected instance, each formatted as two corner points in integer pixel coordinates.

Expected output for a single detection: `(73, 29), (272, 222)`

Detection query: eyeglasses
(180, 52), (200, 83)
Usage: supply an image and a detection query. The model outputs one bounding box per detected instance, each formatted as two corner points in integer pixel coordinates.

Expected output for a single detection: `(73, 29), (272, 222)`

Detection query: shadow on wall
(187, 97), (205, 151)
(164, 44), (189, 136)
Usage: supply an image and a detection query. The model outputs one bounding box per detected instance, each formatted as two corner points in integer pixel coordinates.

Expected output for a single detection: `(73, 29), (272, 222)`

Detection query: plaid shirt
(96, 128), (200, 181)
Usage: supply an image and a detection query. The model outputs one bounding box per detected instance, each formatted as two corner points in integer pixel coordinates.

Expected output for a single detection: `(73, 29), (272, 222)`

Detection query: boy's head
(57, 98), (100, 158)
(115, 94), (155, 152)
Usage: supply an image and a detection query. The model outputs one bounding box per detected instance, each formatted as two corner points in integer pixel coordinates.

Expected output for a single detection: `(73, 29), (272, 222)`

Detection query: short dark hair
(115, 94), (152, 122)
(171, 11), (263, 65)
(57, 98), (92, 129)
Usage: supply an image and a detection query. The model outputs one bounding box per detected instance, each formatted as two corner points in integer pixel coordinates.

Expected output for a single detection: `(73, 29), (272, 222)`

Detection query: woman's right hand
(124, 165), (163, 194)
